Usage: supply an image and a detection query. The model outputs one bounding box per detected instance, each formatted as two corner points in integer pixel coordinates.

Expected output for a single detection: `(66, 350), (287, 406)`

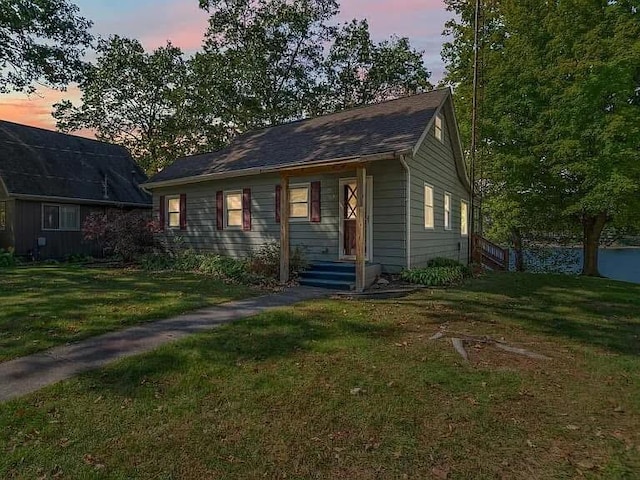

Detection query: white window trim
(41, 203), (80, 232)
(0, 201), (5, 231)
(444, 192), (452, 231)
(166, 195), (181, 230)
(224, 190), (243, 229)
(461, 199), (469, 236)
(288, 183), (310, 222)
(435, 113), (443, 142)
(424, 183), (434, 229)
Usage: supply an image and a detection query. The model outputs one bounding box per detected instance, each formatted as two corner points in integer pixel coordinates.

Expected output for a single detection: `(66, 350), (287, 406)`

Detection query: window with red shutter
(216, 191), (223, 230)
(179, 194), (187, 230)
(242, 188), (251, 231)
(310, 181), (321, 223)
(275, 185), (281, 223)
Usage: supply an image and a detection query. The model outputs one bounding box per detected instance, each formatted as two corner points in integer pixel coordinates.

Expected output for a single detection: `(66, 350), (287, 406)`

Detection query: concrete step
(307, 262), (356, 273)
(299, 270), (356, 282)
(298, 278), (354, 291)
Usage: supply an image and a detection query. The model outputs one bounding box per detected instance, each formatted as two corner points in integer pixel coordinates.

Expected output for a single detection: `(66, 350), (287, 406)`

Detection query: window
(444, 193), (452, 230)
(289, 184), (309, 219)
(225, 191), (243, 228)
(166, 196), (181, 228)
(0, 201), (5, 230)
(42, 204), (80, 231)
(424, 184), (434, 229)
(461, 200), (469, 236)
(435, 113), (443, 142)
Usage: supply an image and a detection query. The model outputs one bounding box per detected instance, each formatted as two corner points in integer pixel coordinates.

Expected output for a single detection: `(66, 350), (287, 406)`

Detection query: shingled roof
(147, 88), (451, 186)
(0, 121), (151, 206)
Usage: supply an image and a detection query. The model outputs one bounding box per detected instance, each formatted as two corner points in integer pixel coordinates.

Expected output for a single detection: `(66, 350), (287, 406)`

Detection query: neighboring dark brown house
(0, 120), (151, 259)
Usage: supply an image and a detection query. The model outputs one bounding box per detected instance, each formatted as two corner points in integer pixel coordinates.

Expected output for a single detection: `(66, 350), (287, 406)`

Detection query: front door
(339, 177), (373, 261)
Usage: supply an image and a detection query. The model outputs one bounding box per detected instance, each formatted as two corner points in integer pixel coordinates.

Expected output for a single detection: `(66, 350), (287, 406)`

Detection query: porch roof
(144, 88), (450, 188)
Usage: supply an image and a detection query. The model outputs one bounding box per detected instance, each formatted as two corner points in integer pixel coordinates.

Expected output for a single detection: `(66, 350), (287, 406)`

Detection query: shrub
(140, 251), (254, 284)
(401, 265), (467, 287)
(247, 242), (308, 279)
(83, 210), (160, 261)
(427, 257), (465, 268)
(65, 253), (92, 264)
(0, 248), (16, 268)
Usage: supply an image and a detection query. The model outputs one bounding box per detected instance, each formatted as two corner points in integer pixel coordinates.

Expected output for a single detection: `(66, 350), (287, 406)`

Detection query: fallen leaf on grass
(431, 465), (450, 479)
(83, 454), (105, 469)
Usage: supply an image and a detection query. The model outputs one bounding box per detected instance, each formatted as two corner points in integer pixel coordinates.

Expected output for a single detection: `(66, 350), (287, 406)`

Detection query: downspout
(399, 154), (411, 270)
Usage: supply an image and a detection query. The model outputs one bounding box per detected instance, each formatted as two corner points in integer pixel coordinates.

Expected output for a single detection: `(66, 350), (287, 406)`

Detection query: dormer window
(435, 113), (443, 142)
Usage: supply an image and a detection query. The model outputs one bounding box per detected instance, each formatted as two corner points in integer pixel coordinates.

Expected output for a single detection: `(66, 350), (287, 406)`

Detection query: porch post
(355, 166), (366, 292)
(280, 175), (290, 284)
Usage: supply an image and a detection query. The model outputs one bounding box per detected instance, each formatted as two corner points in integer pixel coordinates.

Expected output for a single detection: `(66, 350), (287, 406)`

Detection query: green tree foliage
(0, 0), (93, 93)
(193, 0), (340, 133)
(443, 0), (640, 276)
(316, 19), (432, 114)
(192, 0), (432, 132)
(53, 36), (209, 174)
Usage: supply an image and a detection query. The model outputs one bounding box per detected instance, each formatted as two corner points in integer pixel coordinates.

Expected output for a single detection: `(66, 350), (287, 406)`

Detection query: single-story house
(0, 120), (151, 259)
(143, 87), (471, 290)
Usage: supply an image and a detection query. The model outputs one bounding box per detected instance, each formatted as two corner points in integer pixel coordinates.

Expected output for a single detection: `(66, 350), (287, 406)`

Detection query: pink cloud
(0, 87), (95, 138)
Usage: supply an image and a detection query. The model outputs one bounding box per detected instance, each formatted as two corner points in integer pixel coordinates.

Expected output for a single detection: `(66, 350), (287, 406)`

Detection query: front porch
(279, 164), (372, 292)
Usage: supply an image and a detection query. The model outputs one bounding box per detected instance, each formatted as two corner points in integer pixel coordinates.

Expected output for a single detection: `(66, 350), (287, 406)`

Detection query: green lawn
(0, 265), (254, 362)
(1, 273), (639, 478)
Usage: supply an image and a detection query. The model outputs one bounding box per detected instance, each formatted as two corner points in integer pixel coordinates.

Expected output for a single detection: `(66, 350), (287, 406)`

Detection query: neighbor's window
(444, 193), (452, 230)
(435, 113), (443, 142)
(167, 196), (181, 228)
(424, 184), (434, 229)
(289, 184), (309, 219)
(461, 200), (469, 236)
(0, 201), (5, 230)
(42, 204), (80, 231)
(225, 191), (243, 228)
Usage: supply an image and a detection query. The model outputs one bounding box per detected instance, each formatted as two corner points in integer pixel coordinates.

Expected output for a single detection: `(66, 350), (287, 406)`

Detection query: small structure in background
(0, 121), (151, 259)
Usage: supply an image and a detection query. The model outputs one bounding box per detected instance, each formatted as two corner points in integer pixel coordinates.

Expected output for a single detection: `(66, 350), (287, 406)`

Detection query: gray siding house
(0, 121), (151, 259)
(144, 88), (471, 290)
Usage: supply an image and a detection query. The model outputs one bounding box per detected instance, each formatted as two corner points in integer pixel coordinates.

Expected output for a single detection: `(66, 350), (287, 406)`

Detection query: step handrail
(472, 234), (509, 271)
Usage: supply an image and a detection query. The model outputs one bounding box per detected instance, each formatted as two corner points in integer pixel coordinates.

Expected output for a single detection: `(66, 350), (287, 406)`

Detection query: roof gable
(0, 121), (151, 206)
(147, 88), (451, 186)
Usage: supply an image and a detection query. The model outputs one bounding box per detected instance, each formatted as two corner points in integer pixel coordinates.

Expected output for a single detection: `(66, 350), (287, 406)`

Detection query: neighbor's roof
(0, 121), (151, 206)
(147, 88), (451, 186)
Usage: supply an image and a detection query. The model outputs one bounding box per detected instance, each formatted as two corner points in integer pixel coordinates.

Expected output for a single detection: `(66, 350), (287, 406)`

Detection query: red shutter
(275, 185), (281, 223)
(179, 194), (187, 230)
(310, 181), (321, 223)
(159, 195), (165, 231)
(242, 188), (251, 231)
(216, 191), (223, 230)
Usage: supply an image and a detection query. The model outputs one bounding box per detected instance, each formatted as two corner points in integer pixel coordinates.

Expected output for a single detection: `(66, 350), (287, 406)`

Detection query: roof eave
(142, 150), (409, 190)
(9, 193), (152, 208)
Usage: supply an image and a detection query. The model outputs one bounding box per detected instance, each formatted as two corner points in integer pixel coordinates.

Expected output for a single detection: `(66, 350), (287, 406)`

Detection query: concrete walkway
(0, 286), (331, 403)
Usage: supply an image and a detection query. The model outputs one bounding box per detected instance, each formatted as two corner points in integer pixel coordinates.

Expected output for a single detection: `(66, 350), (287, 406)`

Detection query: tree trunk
(511, 227), (524, 272)
(581, 212), (607, 277)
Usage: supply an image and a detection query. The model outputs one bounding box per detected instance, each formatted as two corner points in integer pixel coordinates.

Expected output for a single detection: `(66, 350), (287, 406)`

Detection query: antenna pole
(469, 0), (481, 262)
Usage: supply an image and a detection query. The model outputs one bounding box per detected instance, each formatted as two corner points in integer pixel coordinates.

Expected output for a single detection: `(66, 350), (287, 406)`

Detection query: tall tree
(443, 0), (640, 276)
(192, 0), (339, 133)
(0, 0), (92, 93)
(316, 19), (432, 114)
(53, 36), (209, 174)
(192, 0), (432, 135)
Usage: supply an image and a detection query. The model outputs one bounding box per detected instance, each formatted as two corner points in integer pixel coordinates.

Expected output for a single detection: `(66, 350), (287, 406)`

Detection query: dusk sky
(0, 0), (454, 133)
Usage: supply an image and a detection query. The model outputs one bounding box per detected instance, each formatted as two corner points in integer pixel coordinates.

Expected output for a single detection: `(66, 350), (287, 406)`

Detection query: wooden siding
(12, 200), (106, 258)
(408, 109), (470, 267)
(152, 160), (407, 273)
(0, 182), (14, 251)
